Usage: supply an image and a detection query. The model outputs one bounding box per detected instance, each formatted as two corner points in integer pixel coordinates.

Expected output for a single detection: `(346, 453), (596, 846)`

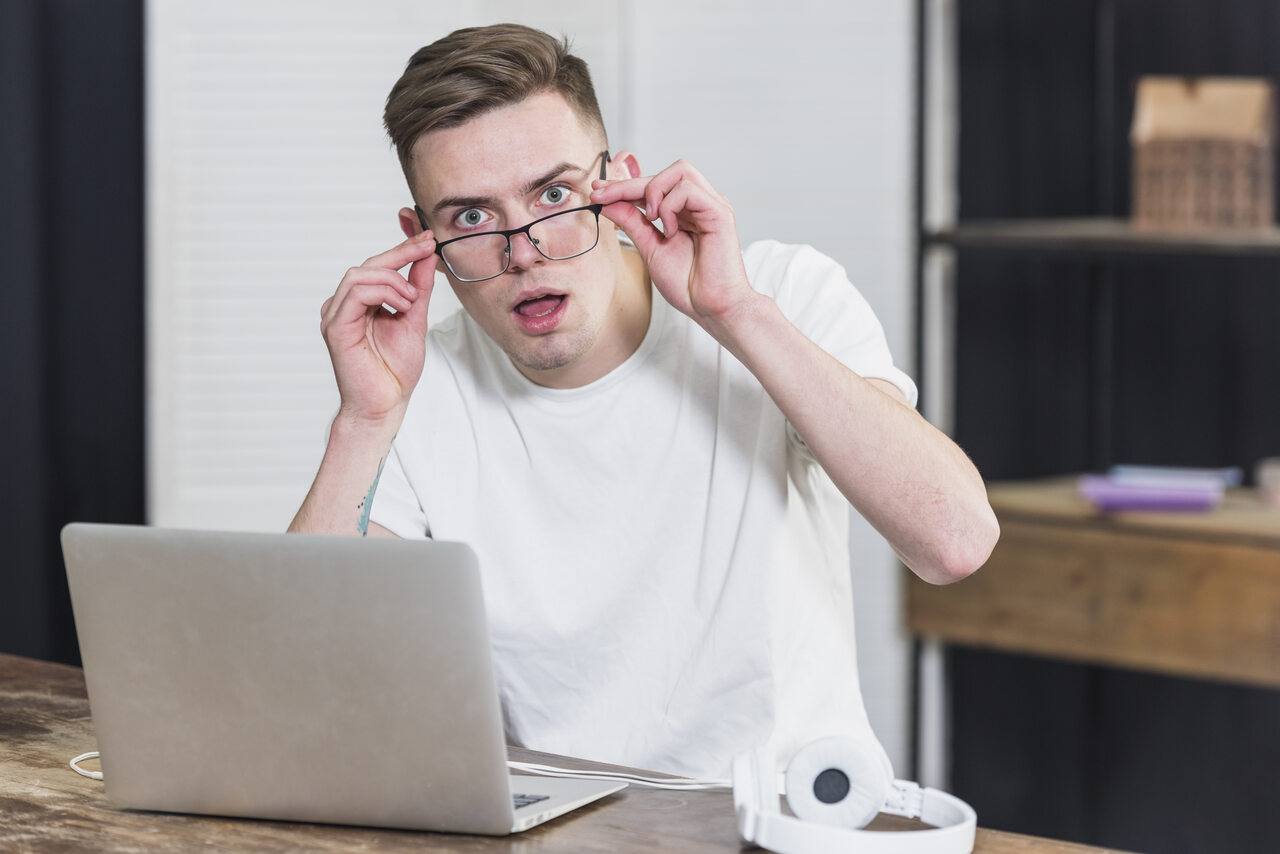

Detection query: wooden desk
(0, 653), (1130, 853)
(908, 477), (1280, 688)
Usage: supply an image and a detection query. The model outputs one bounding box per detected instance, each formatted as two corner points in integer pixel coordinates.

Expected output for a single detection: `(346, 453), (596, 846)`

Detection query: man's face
(409, 91), (638, 388)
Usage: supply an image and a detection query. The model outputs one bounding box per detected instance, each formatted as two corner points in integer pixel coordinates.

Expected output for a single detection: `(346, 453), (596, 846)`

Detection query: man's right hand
(320, 230), (438, 425)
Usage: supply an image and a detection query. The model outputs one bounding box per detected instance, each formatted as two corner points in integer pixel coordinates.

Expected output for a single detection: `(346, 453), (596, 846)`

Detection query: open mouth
(514, 294), (565, 318)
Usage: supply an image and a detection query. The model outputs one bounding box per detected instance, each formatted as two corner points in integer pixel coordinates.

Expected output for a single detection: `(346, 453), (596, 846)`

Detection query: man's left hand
(591, 160), (757, 328)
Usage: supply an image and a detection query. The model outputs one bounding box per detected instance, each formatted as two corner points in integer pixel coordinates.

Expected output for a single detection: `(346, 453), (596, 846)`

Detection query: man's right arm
(288, 412), (401, 537)
(288, 228), (438, 537)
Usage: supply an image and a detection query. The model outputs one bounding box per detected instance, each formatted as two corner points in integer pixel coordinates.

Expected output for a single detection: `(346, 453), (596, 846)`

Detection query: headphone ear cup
(783, 736), (893, 830)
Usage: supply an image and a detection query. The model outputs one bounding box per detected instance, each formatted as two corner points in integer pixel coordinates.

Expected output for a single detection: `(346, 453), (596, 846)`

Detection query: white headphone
(732, 736), (977, 854)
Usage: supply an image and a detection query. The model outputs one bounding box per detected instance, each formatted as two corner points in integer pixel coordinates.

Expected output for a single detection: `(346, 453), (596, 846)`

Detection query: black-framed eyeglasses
(416, 151), (612, 283)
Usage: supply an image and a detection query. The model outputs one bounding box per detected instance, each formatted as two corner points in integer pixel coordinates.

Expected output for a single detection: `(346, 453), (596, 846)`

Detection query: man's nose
(506, 229), (544, 270)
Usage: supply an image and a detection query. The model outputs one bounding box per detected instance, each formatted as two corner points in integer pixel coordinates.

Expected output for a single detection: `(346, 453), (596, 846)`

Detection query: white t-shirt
(370, 240), (916, 779)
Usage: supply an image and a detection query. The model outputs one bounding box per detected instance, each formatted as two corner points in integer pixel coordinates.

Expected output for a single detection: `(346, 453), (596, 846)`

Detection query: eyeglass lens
(440, 208), (601, 282)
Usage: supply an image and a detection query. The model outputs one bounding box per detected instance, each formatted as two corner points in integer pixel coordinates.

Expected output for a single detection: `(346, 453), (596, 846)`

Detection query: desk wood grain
(908, 478), (1280, 688)
(0, 653), (1131, 852)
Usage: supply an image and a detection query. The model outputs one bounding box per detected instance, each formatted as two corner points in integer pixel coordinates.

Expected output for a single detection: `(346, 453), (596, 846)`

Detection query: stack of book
(1078, 465), (1241, 513)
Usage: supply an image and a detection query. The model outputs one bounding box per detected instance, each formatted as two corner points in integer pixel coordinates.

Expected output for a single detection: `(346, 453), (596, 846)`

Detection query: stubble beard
(507, 321), (597, 374)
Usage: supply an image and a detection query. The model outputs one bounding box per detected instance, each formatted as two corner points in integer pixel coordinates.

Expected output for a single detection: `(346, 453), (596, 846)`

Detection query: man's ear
(399, 206), (424, 239)
(608, 150), (642, 181)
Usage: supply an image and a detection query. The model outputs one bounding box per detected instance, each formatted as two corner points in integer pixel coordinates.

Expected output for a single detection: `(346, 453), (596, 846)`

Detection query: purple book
(1078, 475), (1223, 513)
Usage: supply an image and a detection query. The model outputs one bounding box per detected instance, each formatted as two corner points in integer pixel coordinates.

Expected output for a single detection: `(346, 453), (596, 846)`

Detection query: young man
(291, 23), (998, 779)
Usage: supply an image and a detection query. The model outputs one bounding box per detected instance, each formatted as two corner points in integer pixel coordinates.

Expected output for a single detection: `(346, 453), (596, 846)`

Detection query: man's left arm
(593, 161), (999, 585)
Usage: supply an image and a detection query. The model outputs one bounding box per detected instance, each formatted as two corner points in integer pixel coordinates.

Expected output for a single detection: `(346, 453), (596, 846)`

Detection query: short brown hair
(384, 23), (606, 181)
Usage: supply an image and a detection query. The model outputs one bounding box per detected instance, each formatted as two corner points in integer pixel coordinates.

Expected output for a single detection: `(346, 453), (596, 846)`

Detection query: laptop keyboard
(512, 793), (551, 810)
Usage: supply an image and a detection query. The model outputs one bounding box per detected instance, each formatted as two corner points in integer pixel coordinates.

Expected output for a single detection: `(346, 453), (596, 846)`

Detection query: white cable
(508, 760), (731, 790)
(70, 751), (104, 781)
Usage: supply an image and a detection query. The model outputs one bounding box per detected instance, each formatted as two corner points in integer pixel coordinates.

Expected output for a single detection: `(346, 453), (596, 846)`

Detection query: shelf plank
(925, 217), (1280, 256)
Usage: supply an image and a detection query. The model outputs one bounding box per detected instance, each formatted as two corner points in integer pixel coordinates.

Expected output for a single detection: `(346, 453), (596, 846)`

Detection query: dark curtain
(0, 0), (145, 665)
(949, 1), (1280, 852)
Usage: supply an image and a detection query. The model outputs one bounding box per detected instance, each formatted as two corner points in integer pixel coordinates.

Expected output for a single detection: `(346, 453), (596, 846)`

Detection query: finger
(360, 230), (438, 272)
(592, 159), (719, 207)
(601, 201), (665, 260)
(633, 161), (713, 223)
(328, 267), (417, 321)
(663, 159), (719, 197)
(656, 179), (725, 236)
(640, 181), (666, 223)
(406, 250), (438, 293)
(643, 159), (716, 198)
(403, 253), (438, 334)
(644, 167), (689, 225)
(348, 283), (415, 315)
(325, 284), (415, 333)
(591, 174), (653, 206)
(655, 179), (694, 237)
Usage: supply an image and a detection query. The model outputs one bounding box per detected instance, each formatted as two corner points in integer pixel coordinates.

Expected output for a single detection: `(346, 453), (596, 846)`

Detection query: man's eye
(540, 185), (571, 206)
(455, 208), (489, 229)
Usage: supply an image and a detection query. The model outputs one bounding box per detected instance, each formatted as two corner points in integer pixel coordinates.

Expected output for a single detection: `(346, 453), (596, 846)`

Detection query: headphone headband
(732, 743), (976, 854)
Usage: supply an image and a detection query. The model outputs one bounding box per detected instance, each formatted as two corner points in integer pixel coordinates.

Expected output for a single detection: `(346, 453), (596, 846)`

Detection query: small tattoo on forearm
(357, 455), (387, 537)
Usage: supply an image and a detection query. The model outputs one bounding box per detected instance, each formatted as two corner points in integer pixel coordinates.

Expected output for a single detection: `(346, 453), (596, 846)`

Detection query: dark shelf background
(0, 0), (145, 665)
(945, 1), (1280, 852)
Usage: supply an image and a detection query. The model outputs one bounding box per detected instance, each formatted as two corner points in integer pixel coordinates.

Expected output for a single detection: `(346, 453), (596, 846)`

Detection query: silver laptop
(61, 523), (624, 835)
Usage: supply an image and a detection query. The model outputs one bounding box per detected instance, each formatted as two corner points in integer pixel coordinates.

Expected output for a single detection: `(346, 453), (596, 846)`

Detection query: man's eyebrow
(519, 161), (583, 196)
(430, 194), (491, 217)
(430, 161), (585, 218)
